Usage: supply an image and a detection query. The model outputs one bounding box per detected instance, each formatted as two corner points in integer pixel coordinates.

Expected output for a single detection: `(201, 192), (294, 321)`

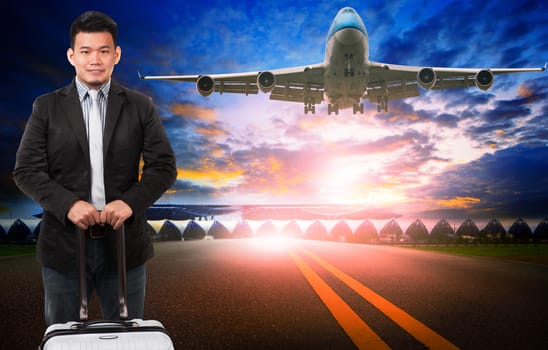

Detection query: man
(13, 11), (176, 325)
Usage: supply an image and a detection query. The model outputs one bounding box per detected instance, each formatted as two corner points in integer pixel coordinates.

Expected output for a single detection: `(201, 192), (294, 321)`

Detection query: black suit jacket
(14, 80), (177, 272)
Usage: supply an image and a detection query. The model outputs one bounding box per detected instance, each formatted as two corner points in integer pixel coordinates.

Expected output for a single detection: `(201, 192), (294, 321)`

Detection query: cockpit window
(328, 7), (367, 40)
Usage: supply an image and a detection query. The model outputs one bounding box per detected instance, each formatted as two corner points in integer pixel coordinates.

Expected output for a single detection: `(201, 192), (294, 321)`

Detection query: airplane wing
(140, 61), (544, 114)
(366, 61), (546, 105)
(139, 63), (326, 105)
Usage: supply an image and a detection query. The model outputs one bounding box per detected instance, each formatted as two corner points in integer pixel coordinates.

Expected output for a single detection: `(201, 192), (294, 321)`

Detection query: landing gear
(353, 103), (364, 114)
(304, 96), (316, 114)
(304, 104), (316, 114)
(328, 103), (339, 115)
(377, 96), (388, 112)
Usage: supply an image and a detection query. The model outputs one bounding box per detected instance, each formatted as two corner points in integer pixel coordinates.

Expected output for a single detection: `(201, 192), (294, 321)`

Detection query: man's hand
(67, 200), (101, 230)
(100, 200), (133, 230)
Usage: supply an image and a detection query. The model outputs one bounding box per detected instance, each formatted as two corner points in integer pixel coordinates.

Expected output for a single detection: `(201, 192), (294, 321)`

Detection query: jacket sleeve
(13, 95), (80, 224)
(119, 95), (177, 216)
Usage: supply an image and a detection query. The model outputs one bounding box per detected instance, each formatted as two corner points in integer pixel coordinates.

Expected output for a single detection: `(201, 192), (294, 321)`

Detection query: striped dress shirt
(75, 78), (111, 137)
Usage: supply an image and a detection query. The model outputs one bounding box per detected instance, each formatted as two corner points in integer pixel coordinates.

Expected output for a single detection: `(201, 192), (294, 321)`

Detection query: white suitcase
(41, 320), (174, 349)
(39, 225), (175, 349)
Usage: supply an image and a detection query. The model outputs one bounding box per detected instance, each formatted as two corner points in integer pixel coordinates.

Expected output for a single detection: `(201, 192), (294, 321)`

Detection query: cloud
(178, 163), (243, 188)
(444, 90), (494, 110)
(373, 101), (430, 126)
(433, 113), (459, 128)
(413, 144), (548, 217)
(195, 125), (227, 139)
(346, 129), (431, 155)
(436, 196), (481, 209)
(170, 102), (216, 122)
(166, 180), (218, 203)
(230, 145), (323, 198)
(517, 115), (548, 145)
(459, 77), (548, 148)
(482, 100), (532, 123)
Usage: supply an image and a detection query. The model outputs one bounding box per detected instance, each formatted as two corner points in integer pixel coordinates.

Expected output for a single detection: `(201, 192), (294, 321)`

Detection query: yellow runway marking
(288, 250), (391, 350)
(301, 248), (460, 350)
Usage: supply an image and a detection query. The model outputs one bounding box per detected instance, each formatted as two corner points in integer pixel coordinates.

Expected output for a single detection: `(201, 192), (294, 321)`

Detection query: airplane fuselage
(323, 8), (370, 112)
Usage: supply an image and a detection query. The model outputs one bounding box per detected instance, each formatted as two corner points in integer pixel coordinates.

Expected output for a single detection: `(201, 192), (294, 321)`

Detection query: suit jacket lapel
(104, 82), (125, 153)
(61, 82), (89, 156)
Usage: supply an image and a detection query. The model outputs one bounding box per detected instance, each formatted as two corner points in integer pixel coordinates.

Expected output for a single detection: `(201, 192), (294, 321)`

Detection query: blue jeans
(42, 237), (146, 326)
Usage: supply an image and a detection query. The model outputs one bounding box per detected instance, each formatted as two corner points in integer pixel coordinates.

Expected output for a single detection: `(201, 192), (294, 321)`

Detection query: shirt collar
(75, 77), (111, 102)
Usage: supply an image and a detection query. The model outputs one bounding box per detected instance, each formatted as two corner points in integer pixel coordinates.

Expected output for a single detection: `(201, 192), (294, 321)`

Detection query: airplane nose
(334, 27), (363, 45)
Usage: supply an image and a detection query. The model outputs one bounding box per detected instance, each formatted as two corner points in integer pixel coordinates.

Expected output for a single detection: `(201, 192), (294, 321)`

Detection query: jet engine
(417, 67), (436, 89)
(257, 71), (276, 93)
(475, 69), (494, 91)
(196, 76), (215, 96)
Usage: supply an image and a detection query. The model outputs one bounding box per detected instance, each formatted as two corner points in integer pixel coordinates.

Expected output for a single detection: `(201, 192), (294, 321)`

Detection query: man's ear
(67, 48), (75, 66)
(115, 46), (121, 65)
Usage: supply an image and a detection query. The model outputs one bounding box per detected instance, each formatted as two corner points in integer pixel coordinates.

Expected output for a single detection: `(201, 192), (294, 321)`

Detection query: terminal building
(1, 204), (547, 244)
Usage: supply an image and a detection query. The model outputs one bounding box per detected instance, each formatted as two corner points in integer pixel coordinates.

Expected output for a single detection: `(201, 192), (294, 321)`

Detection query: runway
(147, 239), (547, 349)
(1, 238), (547, 349)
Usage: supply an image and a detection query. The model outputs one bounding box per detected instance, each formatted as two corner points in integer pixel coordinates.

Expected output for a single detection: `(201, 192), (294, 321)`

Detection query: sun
(316, 155), (407, 206)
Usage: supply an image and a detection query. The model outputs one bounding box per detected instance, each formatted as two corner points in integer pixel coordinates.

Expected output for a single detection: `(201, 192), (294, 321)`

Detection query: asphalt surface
(1, 238), (547, 349)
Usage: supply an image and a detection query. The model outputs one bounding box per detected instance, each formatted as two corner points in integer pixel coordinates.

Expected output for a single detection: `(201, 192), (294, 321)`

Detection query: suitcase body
(39, 225), (174, 349)
(41, 320), (174, 349)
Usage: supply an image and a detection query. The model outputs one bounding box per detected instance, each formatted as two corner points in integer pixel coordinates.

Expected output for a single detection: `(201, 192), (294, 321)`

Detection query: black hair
(70, 11), (118, 48)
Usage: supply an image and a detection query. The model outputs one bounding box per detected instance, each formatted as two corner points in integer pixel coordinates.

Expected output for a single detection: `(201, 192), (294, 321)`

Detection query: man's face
(67, 31), (121, 89)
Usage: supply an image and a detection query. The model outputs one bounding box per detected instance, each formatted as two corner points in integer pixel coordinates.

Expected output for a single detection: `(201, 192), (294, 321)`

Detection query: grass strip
(0, 245), (36, 257)
(404, 244), (548, 265)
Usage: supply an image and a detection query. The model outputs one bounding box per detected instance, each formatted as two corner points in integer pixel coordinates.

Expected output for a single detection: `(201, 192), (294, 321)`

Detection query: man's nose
(90, 51), (102, 64)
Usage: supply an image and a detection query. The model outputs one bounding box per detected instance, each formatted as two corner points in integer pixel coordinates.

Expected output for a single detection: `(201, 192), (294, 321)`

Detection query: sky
(1, 0), (547, 219)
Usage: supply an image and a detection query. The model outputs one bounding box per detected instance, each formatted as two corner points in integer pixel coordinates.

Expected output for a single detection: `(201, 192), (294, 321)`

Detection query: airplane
(139, 7), (545, 115)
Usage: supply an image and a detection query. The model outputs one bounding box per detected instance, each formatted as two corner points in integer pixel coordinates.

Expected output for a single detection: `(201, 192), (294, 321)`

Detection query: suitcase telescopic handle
(77, 225), (128, 321)
(78, 227), (88, 321)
